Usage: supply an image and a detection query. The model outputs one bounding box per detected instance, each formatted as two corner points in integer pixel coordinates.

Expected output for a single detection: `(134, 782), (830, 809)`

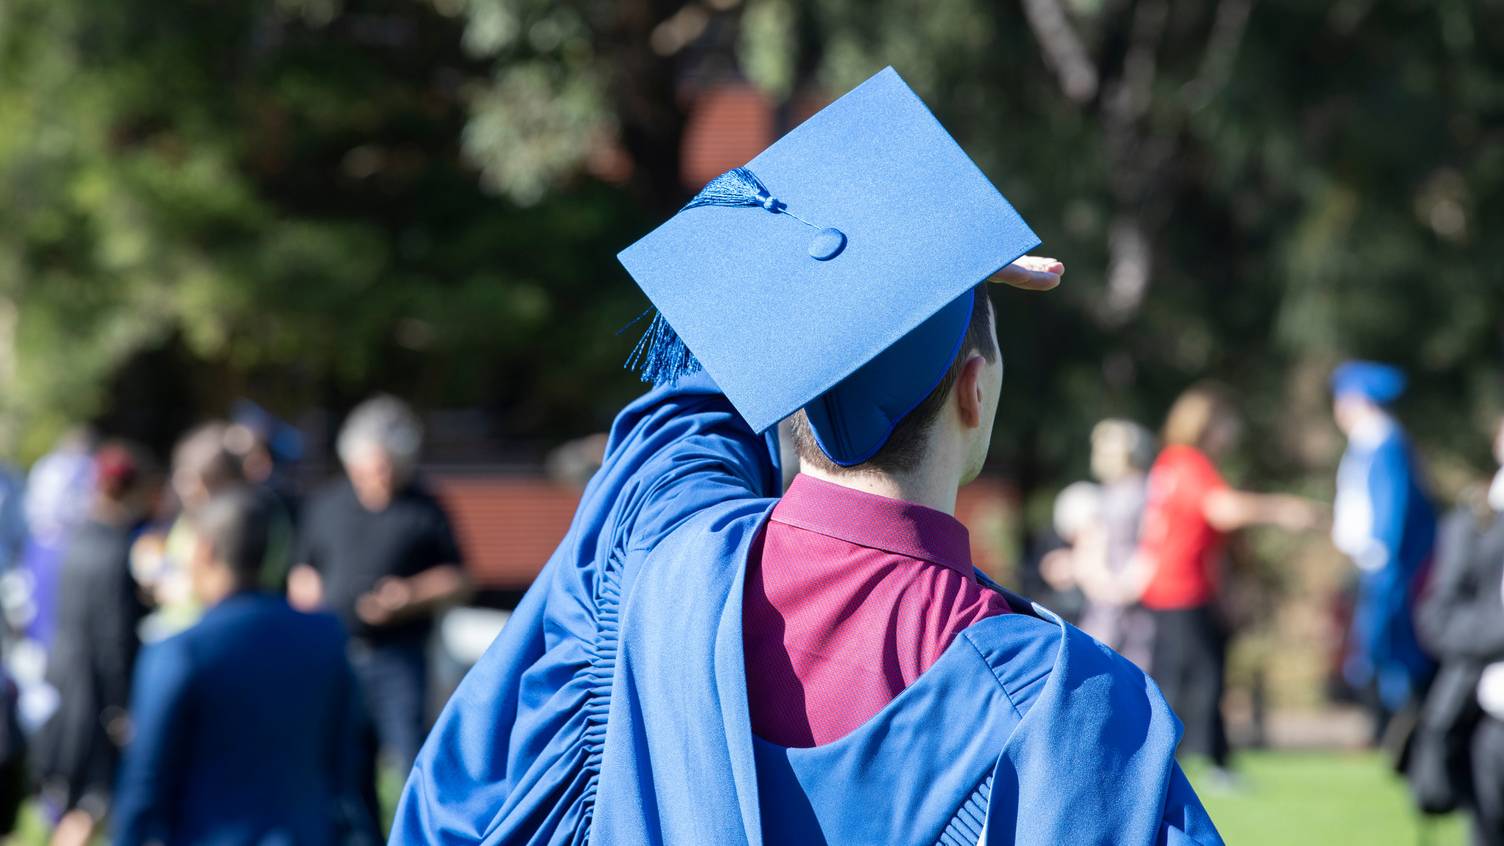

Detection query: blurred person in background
(0, 450), (29, 835)
(1037, 480), (1101, 624)
(132, 423), (246, 640)
(1041, 421), (1157, 669)
(32, 443), (152, 846)
(1409, 415), (1504, 844)
(1085, 419), (1157, 668)
(8, 429), (94, 655)
(0, 458), (26, 590)
(113, 487), (374, 846)
(1114, 383), (1324, 782)
(223, 404), (304, 592)
(0, 664), (21, 841)
(227, 399), (305, 521)
(1331, 361), (1438, 739)
(289, 395), (469, 777)
(0, 512), (23, 842)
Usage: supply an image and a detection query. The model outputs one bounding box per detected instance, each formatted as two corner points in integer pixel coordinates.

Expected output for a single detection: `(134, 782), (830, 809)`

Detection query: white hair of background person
(1052, 481), (1103, 545)
(337, 395), (424, 480)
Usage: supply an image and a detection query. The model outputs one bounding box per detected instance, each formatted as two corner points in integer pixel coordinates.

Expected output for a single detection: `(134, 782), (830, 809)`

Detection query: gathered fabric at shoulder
(389, 374), (780, 846)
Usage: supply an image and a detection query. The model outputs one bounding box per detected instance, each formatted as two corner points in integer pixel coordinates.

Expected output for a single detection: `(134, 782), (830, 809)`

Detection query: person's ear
(956, 354), (988, 429)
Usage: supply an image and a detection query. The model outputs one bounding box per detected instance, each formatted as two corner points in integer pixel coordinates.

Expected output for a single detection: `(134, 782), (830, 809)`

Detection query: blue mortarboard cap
(1331, 360), (1407, 404)
(617, 67), (1039, 464)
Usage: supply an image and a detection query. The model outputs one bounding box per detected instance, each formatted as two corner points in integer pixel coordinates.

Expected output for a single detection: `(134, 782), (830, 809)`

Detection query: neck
(798, 462), (960, 515)
(354, 486), (393, 512)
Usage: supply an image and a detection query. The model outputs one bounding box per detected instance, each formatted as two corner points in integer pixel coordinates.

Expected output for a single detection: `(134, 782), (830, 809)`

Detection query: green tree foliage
(0, 0), (649, 458)
(1, 0), (1501, 495)
(456, 0), (1504, 494)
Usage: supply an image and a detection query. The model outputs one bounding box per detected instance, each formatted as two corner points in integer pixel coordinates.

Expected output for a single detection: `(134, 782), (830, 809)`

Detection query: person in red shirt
(1116, 383), (1321, 777)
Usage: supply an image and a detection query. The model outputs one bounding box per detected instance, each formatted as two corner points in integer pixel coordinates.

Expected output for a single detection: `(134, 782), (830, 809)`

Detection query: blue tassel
(624, 311), (702, 386)
(681, 167), (776, 212)
(624, 166), (811, 386)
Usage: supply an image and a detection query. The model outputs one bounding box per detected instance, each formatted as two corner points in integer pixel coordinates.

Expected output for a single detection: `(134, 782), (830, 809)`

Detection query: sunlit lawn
(1188, 750), (1467, 846)
(7, 751), (1468, 844)
(7, 768), (406, 845)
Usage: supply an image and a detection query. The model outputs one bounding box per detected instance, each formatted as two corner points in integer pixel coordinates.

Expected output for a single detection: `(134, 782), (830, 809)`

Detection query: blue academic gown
(1334, 420), (1437, 711)
(113, 593), (371, 846)
(393, 375), (1221, 845)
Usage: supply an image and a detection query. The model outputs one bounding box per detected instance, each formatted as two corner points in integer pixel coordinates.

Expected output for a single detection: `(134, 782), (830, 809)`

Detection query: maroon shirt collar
(770, 473), (975, 577)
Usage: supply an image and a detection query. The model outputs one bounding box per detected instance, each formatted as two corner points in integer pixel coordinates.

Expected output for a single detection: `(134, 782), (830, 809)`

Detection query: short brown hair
(791, 285), (997, 475)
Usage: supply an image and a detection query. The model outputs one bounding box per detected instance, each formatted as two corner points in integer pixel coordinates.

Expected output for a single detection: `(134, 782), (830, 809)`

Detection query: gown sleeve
(1347, 437), (1435, 707)
(390, 373), (780, 845)
(1362, 440), (1410, 574)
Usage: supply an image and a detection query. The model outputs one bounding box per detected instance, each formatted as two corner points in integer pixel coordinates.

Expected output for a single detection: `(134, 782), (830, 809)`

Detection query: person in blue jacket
(1331, 360), (1437, 736)
(113, 487), (374, 845)
(392, 68), (1221, 845)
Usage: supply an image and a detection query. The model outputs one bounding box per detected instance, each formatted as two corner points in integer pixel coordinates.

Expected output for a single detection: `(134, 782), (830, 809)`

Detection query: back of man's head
(194, 487), (272, 588)
(790, 284), (998, 477)
(174, 422), (244, 492)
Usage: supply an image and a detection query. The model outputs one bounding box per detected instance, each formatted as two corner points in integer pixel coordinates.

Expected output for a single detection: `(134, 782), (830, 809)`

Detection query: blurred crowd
(1034, 363), (1504, 845)
(0, 396), (468, 845)
(4, 359), (1504, 843)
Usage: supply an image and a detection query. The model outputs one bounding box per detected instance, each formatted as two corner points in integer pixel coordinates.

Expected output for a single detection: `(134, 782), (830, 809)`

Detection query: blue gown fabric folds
(392, 374), (1222, 845)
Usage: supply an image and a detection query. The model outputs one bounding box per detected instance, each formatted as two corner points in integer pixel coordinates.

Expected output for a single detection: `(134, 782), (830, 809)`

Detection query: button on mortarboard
(809, 228), (847, 261)
(618, 66), (1039, 464)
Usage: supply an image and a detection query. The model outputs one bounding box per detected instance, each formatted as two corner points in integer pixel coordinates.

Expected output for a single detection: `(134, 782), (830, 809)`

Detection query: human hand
(1039, 548), (1078, 591)
(356, 576), (415, 626)
(287, 564), (325, 612)
(989, 256), (1064, 291)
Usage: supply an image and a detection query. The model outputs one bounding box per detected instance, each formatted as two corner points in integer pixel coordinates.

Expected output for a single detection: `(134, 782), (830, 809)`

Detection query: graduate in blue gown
(393, 68), (1221, 846)
(1331, 361), (1437, 732)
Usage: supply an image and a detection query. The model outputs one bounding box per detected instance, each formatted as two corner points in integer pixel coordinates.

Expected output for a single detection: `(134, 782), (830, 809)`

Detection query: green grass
(5, 768), (405, 845)
(1188, 751), (1468, 846)
(7, 751), (1469, 844)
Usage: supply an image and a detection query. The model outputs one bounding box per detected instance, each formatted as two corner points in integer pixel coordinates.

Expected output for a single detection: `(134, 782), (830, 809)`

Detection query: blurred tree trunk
(606, 0), (693, 211)
(1022, 0), (1255, 328)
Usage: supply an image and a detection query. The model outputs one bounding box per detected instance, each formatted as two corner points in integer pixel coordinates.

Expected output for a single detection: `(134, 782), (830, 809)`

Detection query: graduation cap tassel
(625, 165), (819, 387)
(681, 167), (775, 212)
(624, 310), (702, 386)
(680, 167), (817, 227)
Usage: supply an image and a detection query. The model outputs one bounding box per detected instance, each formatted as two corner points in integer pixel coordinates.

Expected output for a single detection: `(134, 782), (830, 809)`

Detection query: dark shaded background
(1, 0), (1501, 507)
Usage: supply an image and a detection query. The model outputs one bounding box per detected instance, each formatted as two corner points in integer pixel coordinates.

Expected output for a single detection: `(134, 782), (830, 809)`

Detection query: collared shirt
(742, 473), (1009, 747)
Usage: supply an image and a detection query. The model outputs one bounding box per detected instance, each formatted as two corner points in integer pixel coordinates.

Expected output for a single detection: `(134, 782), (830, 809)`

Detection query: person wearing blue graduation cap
(391, 67), (1222, 845)
(1331, 360), (1438, 737)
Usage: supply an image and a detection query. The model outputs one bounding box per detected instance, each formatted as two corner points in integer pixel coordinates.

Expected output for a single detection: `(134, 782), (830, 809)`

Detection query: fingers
(989, 255), (1064, 291)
